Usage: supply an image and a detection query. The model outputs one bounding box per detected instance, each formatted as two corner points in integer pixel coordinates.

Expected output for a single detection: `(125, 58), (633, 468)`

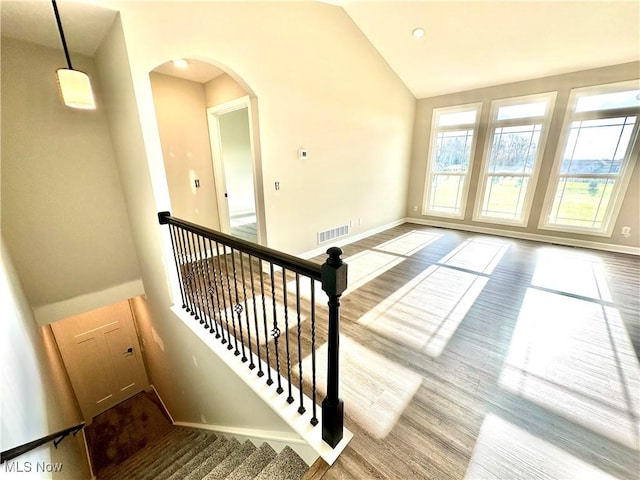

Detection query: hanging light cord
(51, 0), (73, 70)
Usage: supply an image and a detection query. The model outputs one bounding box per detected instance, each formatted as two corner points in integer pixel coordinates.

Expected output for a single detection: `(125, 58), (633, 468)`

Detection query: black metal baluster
(168, 224), (187, 309)
(270, 263), (283, 394)
(310, 280), (318, 426)
(193, 233), (209, 329)
(215, 242), (232, 346)
(283, 268), (294, 405)
(220, 244), (234, 349)
(260, 260), (272, 385)
(199, 235), (218, 335)
(188, 231), (205, 323)
(181, 228), (197, 317)
(249, 257), (263, 377)
(176, 226), (192, 314)
(296, 274), (305, 414)
(207, 238), (223, 339)
(240, 253), (255, 369)
(227, 249), (241, 356)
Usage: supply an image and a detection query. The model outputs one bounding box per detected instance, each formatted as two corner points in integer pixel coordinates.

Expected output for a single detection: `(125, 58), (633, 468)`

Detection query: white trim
(298, 218), (406, 260)
(406, 217), (640, 256)
(80, 429), (96, 480)
(538, 80), (640, 236)
(33, 279), (145, 325)
(169, 306), (352, 465)
(149, 384), (175, 424)
(174, 420), (319, 466)
(473, 91), (558, 227)
(422, 102), (483, 219)
(206, 96), (266, 245)
(173, 421), (307, 446)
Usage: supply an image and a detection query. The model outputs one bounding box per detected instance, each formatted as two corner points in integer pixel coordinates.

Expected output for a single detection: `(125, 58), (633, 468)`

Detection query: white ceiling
(343, 1), (640, 98)
(153, 60), (225, 84)
(2, 1), (639, 97)
(0, 1), (117, 56)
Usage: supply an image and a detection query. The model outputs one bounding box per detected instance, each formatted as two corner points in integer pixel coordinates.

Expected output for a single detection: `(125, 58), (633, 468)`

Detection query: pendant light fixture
(52, 0), (96, 110)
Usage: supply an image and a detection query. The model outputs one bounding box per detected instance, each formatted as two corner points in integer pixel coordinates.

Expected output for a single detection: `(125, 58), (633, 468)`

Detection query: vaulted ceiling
(2, 1), (638, 98)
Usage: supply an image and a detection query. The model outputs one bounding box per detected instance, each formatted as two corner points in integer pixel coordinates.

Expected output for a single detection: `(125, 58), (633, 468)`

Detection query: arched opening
(149, 59), (266, 244)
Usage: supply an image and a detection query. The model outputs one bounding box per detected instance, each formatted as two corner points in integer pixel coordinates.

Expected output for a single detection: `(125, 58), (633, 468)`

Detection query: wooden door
(51, 300), (149, 421)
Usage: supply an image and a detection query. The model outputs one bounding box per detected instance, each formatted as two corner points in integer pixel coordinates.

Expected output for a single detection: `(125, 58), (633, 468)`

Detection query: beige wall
(205, 73), (247, 108)
(1, 239), (91, 479)
(105, 0), (415, 255)
(94, 16), (297, 440)
(407, 62), (640, 249)
(218, 108), (256, 216)
(92, 0), (414, 443)
(1, 37), (142, 321)
(150, 73), (220, 230)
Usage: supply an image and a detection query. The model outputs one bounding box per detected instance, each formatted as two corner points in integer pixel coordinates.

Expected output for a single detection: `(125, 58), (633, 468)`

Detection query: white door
(207, 97), (261, 243)
(51, 300), (149, 421)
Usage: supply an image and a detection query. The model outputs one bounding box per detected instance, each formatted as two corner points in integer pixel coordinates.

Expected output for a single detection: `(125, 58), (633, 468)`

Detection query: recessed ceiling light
(412, 28), (425, 39)
(172, 58), (188, 68)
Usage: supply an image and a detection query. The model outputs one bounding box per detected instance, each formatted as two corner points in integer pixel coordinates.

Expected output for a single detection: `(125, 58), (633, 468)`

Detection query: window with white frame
(422, 103), (482, 218)
(474, 92), (557, 225)
(540, 81), (640, 235)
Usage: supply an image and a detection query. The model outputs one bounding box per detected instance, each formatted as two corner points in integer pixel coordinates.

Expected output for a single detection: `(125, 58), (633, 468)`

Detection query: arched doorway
(149, 58), (266, 244)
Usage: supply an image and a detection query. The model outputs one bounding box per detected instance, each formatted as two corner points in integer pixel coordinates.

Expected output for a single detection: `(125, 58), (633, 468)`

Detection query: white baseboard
(149, 384), (175, 424)
(299, 218), (406, 260)
(406, 217), (640, 256)
(173, 421), (319, 466)
(173, 421), (307, 445)
(170, 306), (352, 465)
(33, 279), (145, 325)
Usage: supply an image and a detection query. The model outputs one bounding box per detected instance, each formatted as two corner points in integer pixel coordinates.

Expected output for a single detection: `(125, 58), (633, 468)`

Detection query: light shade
(56, 69), (96, 110)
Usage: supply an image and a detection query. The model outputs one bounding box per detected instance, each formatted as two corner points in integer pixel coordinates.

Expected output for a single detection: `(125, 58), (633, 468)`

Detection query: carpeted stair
(96, 426), (309, 480)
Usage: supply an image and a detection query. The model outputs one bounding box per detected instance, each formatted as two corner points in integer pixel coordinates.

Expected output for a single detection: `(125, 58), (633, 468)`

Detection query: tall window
(423, 103), (482, 218)
(540, 81), (640, 235)
(474, 92), (556, 225)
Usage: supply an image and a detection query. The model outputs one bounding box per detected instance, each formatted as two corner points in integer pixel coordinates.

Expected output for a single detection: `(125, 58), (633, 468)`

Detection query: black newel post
(320, 246), (348, 448)
(158, 211), (171, 225)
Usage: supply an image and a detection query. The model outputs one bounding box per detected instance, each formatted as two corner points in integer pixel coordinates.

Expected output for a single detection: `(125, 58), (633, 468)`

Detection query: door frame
(206, 95), (266, 245)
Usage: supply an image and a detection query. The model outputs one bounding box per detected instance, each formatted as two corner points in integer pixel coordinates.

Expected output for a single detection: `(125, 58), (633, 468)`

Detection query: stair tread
(152, 432), (220, 480)
(254, 446), (309, 480)
(226, 442), (277, 480)
(127, 430), (205, 480)
(97, 428), (194, 480)
(201, 440), (257, 480)
(134, 431), (213, 480)
(167, 436), (227, 480)
(183, 437), (241, 480)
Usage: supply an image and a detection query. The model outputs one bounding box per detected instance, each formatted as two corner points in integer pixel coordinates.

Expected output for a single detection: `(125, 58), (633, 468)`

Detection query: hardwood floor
(310, 224), (639, 480)
(184, 222), (639, 479)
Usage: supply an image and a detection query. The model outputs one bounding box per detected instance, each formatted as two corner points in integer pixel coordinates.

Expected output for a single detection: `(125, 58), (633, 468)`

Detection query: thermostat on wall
(298, 148), (308, 160)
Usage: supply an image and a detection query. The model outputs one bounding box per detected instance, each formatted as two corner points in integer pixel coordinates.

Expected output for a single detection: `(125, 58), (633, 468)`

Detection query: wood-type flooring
(181, 222), (640, 479)
(312, 224), (640, 480)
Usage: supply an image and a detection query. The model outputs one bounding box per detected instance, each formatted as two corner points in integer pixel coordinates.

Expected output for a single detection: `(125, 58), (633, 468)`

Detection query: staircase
(96, 426), (309, 480)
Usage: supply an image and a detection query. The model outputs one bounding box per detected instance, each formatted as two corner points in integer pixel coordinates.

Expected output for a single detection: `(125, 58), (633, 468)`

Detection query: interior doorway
(51, 300), (149, 422)
(207, 97), (259, 243)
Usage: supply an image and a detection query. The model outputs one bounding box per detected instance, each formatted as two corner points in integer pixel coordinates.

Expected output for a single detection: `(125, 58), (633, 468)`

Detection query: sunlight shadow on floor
(465, 413), (616, 479)
(531, 248), (612, 301)
(288, 230), (441, 302)
(358, 265), (487, 356)
(301, 335), (422, 439)
(440, 237), (510, 274)
(219, 296), (305, 345)
(499, 288), (640, 450)
(357, 237), (508, 357)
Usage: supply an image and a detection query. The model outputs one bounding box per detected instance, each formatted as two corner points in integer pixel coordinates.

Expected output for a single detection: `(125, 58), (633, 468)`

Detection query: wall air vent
(318, 225), (349, 245)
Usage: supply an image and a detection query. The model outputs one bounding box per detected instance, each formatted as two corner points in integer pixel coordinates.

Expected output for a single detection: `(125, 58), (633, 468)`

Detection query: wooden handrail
(158, 211), (346, 448)
(158, 212), (322, 280)
(0, 422), (85, 464)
